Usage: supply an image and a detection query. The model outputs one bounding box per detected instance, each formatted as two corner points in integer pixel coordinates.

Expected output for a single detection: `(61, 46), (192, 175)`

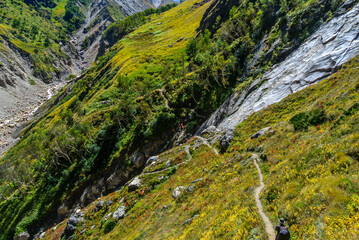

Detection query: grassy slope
(1, 0), (357, 238)
(0, 0), (212, 238)
(42, 57), (359, 240)
(0, 0), (70, 79)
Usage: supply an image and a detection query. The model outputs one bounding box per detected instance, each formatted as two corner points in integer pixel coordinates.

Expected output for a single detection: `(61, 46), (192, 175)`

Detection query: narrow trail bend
(193, 136), (219, 156)
(252, 153), (276, 240)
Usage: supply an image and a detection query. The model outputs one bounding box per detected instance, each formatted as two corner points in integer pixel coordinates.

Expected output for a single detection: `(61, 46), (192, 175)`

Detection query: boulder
(219, 129), (234, 152)
(130, 152), (145, 168)
(61, 215), (80, 239)
(172, 186), (185, 199)
(128, 177), (141, 191)
(250, 127), (272, 139)
(165, 160), (171, 168)
(13, 232), (30, 240)
(201, 125), (219, 135)
(183, 214), (199, 225)
(106, 200), (113, 207)
(146, 155), (159, 165)
(191, 178), (203, 184)
(57, 204), (68, 216)
(186, 185), (194, 192)
(106, 171), (122, 190)
(113, 206), (126, 219)
(92, 201), (104, 212)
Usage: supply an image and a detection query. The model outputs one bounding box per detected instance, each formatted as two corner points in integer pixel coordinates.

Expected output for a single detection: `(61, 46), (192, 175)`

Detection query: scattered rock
(106, 200), (113, 207)
(90, 225), (96, 230)
(220, 129), (234, 152)
(93, 201), (104, 212)
(165, 160), (171, 168)
(183, 214), (199, 225)
(13, 232), (30, 240)
(113, 206), (126, 219)
(106, 171), (122, 190)
(172, 186), (185, 199)
(128, 177), (141, 191)
(146, 155), (159, 165)
(61, 215), (80, 239)
(186, 185), (194, 192)
(191, 178), (203, 184)
(250, 127), (272, 139)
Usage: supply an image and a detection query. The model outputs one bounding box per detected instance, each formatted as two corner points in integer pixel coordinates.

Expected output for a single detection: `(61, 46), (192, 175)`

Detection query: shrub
(290, 109), (326, 131)
(103, 219), (117, 234)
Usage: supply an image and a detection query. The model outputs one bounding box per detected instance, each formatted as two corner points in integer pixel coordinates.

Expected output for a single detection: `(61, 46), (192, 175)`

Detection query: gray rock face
(128, 177), (142, 191)
(219, 129), (234, 152)
(250, 127), (272, 139)
(146, 155), (159, 165)
(172, 186), (185, 199)
(113, 206), (126, 219)
(199, 3), (359, 132)
(13, 232), (30, 240)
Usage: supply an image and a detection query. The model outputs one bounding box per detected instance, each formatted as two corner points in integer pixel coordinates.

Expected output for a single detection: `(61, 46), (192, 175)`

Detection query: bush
(290, 109), (326, 131)
(103, 219), (117, 234)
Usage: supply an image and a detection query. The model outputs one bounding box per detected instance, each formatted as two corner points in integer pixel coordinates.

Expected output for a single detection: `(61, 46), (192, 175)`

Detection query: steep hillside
(1, 0), (358, 239)
(40, 56), (359, 239)
(0, 0), (212, 238)
(0, 0), (152, 155)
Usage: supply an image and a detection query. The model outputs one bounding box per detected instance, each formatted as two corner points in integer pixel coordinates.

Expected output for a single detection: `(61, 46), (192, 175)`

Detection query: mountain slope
(0, 0), (154, 155)
(40, 56), (359, 239)
(0, 0), (212, 238)
(1, 0), (358, 239)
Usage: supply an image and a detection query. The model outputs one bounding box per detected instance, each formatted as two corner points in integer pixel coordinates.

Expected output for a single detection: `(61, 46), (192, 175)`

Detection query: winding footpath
(124, 136), (219, 186)
(252, 153), (276, 240)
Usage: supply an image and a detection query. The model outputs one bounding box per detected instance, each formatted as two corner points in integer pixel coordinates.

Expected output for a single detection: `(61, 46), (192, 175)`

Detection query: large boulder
(93, 201), (104, 212)
(172, 186), (185, 199)
(113, 206), (126, 219)
(128, 177), (141, 191)
(13, 232), (30, 240)
(130, 152), (145, 168)
(250, 127), (272, 139)
(146, 155), (159, 165)
(106, 171), (122, 191)
(57, 204), (68, 216)
(61, 215), (80, 239)
(219, 129), (234, 152)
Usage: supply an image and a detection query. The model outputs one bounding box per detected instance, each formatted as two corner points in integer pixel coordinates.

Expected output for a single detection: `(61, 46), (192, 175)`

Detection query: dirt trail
(194, 136), (219, 155)
(252, 153), (276, 240)
(126, 136), (218, 185)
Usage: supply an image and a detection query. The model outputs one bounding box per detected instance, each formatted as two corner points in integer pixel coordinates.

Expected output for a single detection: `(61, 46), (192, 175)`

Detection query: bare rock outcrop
(198, 2), (359, 132)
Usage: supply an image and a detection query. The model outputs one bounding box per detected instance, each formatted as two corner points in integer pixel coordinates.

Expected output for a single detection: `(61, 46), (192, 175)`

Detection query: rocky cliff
(198, 1), (359, 133)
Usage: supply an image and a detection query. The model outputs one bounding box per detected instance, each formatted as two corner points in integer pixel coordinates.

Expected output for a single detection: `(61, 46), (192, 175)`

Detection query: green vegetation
(63, 0), (89, 32)
(41, 52), (359, 240)
(102, 3), (177, 47)
(0, 0), (357, 239)
(0, 0), (70, 81)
